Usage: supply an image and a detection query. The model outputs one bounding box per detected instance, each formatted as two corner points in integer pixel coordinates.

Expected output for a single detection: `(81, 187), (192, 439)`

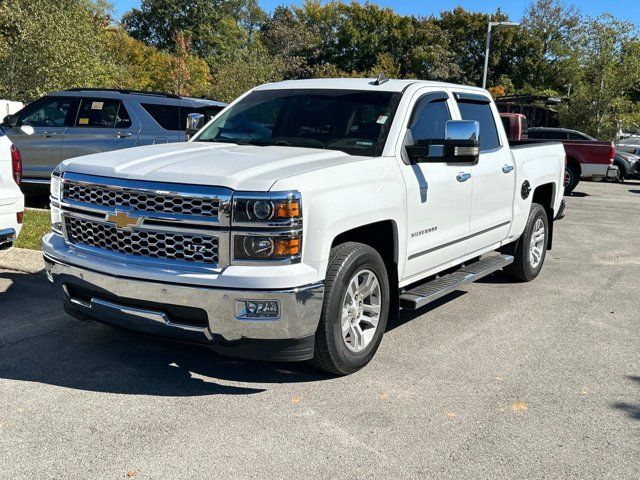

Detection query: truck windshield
(197, 89), (400, 157)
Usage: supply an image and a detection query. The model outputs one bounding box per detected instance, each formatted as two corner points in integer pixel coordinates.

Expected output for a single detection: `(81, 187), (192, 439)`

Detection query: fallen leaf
(511, 401), (528, 412)
(16, 408), (23, 413)
(379, 392), (389, 401)
(495, 376), (504, 382)
(292, 396), (301, 404)
(581, 387), (589, 396)
(126, 470), (137, 478)
(446, 412), (457, 419)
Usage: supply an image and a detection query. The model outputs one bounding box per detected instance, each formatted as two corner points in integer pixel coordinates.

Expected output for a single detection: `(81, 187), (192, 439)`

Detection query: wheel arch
(532, 182), (556, 250)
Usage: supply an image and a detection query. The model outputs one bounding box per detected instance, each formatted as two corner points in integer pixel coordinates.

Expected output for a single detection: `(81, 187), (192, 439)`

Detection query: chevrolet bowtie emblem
(106, 210), (141, 230)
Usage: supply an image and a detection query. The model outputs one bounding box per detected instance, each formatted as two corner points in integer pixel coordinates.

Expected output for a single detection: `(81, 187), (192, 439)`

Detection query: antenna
(373, 73), (389, 86)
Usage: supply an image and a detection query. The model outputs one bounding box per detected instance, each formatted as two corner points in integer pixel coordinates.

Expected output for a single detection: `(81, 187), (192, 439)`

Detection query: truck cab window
(409, 97), (450, 142)
(457, 101), (500, 151)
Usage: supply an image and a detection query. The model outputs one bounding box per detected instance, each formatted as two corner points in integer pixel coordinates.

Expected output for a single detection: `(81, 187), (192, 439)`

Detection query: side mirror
(406, 120), (480, 164)
(2, 114), (18, 127)
(185, 113), (205, 140)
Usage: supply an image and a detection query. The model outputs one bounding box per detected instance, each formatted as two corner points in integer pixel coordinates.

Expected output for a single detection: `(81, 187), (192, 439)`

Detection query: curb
(0, 247), (45, 274)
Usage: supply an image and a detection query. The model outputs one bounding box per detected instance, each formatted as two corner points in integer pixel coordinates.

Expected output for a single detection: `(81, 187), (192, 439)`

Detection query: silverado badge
(106, 210), (141, 230)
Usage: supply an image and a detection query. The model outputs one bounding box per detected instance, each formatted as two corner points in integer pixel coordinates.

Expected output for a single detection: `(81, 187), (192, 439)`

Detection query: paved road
(1, 180), (639, 479)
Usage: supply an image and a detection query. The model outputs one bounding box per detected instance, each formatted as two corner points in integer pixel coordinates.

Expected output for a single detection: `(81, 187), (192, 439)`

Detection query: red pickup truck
(500, 113), (617, 194)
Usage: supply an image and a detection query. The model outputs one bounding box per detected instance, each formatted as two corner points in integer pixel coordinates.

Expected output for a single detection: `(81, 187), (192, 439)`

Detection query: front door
(62, 98), (139, 161)
(5, 96), (75, 181)
(399, 90), (473, 280)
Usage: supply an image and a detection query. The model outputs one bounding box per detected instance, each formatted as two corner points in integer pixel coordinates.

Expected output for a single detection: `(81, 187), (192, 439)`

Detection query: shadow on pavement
(628, 190), (640, 195)
(611, 375), (640, 421)
(569, 191), (589, 197)
(0, 269), (333, 397)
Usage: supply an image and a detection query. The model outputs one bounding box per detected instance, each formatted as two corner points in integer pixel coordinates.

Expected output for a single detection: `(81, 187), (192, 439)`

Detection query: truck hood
(62, 142), (368, 191)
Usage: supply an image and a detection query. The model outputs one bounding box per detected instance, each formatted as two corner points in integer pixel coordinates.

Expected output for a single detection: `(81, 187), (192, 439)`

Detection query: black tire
(310, 242), (390, 375)
(502, 203), (549, 282)
(564, 163), (579, 195)
(614, 161), (626, 183)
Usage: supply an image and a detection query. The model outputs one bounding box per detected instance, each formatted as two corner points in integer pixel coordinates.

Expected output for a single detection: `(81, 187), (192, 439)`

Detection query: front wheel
(502, 203), (549, 282)
(310, 242), (390, 375)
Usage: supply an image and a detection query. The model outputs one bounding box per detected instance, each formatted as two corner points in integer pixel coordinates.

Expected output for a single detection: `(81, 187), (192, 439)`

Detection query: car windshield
(197, 89), (401, 156)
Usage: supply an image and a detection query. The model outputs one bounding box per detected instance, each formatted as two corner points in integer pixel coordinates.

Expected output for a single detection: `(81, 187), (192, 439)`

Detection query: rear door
(399, 89), (473, 279)
(454, 93), (515, 254)
(4, 96), (75, 181)
(62, 98), (139, 160)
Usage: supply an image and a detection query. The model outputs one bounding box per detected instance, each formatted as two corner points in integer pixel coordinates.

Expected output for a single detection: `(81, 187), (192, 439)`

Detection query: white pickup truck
(0, 131), (24, 250)
(43, 78), (565, 375)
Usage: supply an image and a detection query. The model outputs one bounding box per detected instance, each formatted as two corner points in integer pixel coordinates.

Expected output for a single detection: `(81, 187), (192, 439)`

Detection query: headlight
(50, 204), (63, 234)
(232, 192), (301, 224)
(231, 191), (302, 263)
(50, 166), (63, 200)
(233, 233), (301, 261)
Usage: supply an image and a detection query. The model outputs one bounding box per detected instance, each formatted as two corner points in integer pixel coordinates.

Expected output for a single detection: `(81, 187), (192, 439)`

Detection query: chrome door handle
(115, 132), (132, 138)
(42, 131), (56, 138)
(502, 164), (514, 173)
(456, 172), (472, 182)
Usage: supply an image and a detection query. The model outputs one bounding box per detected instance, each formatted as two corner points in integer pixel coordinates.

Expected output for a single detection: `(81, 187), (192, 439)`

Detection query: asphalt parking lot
(1, 180), (639, 479)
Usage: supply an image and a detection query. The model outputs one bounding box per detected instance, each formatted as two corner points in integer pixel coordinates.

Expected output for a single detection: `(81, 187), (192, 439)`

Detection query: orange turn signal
(274, 200), (301, 219)
(275, 237), (300, 256)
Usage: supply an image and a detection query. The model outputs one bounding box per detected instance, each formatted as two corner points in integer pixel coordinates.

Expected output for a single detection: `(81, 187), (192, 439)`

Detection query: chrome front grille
(66, 217), (219, 264)
(59, 173), (232, 268)
(63, 182), (220, 217)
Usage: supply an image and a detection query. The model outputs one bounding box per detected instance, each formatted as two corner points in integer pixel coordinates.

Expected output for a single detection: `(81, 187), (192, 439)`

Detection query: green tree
(122, 0), (264, 66)
(562, 15), (640, 139)
(0, 0), (117, 101)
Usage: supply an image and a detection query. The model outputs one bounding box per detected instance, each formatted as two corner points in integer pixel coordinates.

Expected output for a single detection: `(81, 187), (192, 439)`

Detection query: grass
(15, 208), (50, 250)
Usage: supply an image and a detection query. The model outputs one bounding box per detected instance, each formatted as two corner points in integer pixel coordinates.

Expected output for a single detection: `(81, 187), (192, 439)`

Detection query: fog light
(235, 300), (280, 320)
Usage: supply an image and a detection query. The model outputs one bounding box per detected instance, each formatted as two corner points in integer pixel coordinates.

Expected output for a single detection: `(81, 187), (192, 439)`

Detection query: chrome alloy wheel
(529, 218), (546, 269)
(341, 269), (382, 353)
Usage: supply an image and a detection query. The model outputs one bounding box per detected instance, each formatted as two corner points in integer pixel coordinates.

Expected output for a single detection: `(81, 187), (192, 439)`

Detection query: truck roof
(255, 78), (489, 94)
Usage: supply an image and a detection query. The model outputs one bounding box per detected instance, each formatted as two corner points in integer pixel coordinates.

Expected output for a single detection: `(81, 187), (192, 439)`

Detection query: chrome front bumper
(43, 254), (324, 355)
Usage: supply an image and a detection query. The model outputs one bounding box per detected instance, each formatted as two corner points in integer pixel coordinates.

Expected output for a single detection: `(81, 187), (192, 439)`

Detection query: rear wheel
(503, 203), (549, 282)
(613, 161), (626, 183)
(564, 163), (579, 195)
(310, 242), (390, 375)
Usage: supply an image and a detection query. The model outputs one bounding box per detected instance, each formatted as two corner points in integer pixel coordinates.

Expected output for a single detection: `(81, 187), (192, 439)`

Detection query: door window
(457, 101), (501, 151)
(409, 95), (451, 142)
(75, 99), (131, 128)
(20, 97), (73, 127)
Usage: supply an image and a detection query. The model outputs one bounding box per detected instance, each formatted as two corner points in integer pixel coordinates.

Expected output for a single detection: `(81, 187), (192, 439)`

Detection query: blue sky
(111, 0), (640, 25)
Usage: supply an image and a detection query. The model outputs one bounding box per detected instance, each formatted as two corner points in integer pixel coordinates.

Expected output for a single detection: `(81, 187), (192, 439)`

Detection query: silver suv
(0, 89), (225, 184)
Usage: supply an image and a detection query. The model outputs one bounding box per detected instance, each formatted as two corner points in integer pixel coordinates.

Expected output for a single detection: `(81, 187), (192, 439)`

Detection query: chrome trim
(456, 172), (472, 182)
(59, 172), (233, 268)
(408, 221), (511, 260)
(45, 255), (325, 341)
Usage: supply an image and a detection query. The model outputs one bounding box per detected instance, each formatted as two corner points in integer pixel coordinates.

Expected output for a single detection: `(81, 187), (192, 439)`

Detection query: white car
(0, 130), (24, 250)
(43, 78), (565, 374)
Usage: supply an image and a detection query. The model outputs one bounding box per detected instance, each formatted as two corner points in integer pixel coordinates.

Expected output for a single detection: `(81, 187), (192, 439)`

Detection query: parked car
(616, 136), (640, 156)
(0, 130), (24, 249)
(503, 122), (617, 194)
(611, 151), (640, 182)
(0, 89), (226, 185)
(43, 78), (565, 375)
